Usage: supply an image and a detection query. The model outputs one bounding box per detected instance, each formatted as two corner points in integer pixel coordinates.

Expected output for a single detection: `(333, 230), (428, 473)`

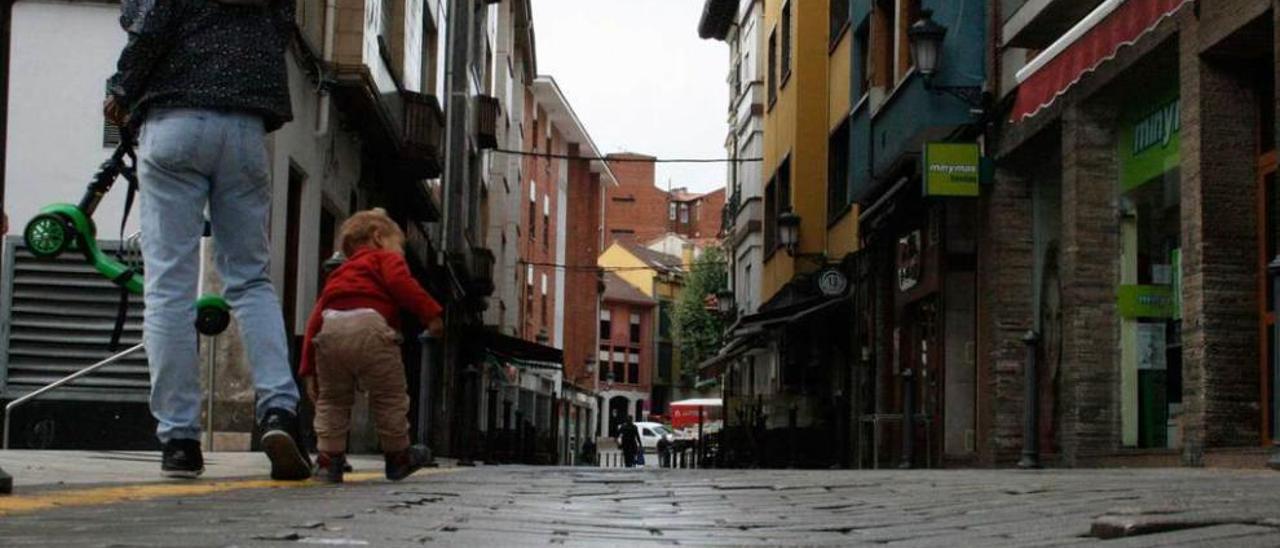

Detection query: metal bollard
(1019, 331), (1042, 469)
(899, 369), (915, 469)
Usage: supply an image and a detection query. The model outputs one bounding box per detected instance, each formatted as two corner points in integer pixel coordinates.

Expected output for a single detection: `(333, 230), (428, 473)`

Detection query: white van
(618, 422), (675, 452)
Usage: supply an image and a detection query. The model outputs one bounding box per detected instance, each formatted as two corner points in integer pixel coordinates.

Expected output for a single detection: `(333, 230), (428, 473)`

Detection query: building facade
(992, 0), (1279, 468)
(599, 273), (658, 437)
(700, 0), (767, 319)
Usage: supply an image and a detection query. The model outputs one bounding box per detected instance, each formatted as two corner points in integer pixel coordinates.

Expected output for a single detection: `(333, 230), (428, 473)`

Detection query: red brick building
(668, 188), (726, 242)
(604, 152), (725, 247)
(524, 77), (618, 404)
(598, 272), (657, 437)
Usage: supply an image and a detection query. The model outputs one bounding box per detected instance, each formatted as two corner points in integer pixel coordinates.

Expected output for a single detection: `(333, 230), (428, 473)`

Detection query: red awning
(1010, 0), (1191, 123)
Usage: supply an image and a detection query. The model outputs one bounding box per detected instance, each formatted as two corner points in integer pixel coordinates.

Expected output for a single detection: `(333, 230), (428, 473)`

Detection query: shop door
(1258, 152), (1277, 445)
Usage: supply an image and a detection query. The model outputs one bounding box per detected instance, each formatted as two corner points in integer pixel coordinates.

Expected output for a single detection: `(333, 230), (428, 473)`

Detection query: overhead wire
(491, 149), (763, 164)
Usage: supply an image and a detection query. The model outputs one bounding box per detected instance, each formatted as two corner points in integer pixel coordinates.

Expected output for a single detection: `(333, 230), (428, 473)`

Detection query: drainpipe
(316, 0), (338, 136)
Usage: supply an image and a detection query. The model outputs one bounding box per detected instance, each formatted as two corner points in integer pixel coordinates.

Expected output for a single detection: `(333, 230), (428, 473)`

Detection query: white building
(699, 0), (765, 317)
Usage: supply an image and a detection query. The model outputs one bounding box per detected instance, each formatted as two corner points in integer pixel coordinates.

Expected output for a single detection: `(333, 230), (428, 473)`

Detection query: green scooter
(21, 130), (231, 337)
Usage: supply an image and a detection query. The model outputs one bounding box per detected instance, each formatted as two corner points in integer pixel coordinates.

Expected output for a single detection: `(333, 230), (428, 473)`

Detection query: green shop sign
(1118, 285), (1175, 319)
(923, 142), (981, 197)
(1120, 89), (1180, 192)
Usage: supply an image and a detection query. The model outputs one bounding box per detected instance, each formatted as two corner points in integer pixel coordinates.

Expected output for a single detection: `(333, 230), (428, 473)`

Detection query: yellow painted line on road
(0, 468), (456, 517)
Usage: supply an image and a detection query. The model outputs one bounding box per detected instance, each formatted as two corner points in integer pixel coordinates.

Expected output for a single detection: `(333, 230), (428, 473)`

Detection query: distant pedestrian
(106, 0), (308, 480)
(657, 436), (671, 468)
(300, 209), (444, 483)
(618, 417), (641, 468)
(581, 438), (598, 466)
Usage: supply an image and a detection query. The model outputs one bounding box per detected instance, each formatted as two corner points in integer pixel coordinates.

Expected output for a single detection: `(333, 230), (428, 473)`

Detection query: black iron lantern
(908, 9), (947, 80)
(716, 289), (736, 316)
(778, 209), (801, 254)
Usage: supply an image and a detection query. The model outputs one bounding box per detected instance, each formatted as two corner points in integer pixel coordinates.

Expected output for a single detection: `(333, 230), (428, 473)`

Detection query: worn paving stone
(1, 466), (1280, 546)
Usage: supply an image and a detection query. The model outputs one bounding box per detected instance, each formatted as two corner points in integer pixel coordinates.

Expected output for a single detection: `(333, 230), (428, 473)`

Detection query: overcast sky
(531, 0), (728, 194)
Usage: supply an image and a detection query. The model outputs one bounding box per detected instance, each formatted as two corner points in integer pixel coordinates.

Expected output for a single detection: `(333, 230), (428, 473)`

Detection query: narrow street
(2, 455), (1280, 546)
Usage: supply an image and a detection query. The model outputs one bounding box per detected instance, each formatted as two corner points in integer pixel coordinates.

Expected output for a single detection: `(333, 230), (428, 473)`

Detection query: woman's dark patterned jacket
(108, 0), (297, 132)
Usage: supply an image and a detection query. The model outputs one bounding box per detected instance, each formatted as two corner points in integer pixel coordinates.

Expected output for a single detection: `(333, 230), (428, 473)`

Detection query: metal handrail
(3, 343), (146, 449)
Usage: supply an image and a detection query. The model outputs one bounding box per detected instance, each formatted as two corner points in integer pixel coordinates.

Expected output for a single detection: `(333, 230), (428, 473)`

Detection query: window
(765, 176), (778, 252)
(613, 354), (626, 385)
(642, 428), (654, 437)
(780, 2), (792, 84)
(669, 202), (677, 221)
(679, 204), (689, 224)
(542, 196), (550, 250)
(731, 61), (742, 100)
(872, 0), (895, 91)
(528, 184), (537, 242)
(828, 118), (852, 223)
(658, 302), (672, 339)
(599, 346), (611, 381)
(627, 353), (639, 384)
(766, 158), (792, 253)
(830, 0), (851, 48)
(599, 310), (612, 341)
(630, 313), (641, 344)
(898, 0), (921, 81)
(779, 157), (792, 216)
(855, 23), (871, 99)
(767, 29), (778, 106)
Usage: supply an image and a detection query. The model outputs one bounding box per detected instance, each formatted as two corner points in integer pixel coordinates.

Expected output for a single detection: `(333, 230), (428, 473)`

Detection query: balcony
(401, 92), (445, 179)
(468, 247), (497, 298)
(328, 0), (445, 180)
(1003, 0), (1106, 49)
(475, 95), (501, 150)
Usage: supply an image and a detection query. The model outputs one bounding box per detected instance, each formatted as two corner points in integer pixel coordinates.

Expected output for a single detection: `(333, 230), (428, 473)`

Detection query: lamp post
(908, 9), (987, 111)
(1269, 258), (1280, 470)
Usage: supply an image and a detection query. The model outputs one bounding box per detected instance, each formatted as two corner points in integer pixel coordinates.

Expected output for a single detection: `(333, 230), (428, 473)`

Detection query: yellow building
(761, 0), (858, 300)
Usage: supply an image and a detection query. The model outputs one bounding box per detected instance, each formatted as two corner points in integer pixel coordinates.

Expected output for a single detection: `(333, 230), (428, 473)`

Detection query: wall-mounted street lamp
(716, 289), (736, 317)
(908, 9), (987, 112)
(777, 209), (828, 266)
(778, 208), (802, 255)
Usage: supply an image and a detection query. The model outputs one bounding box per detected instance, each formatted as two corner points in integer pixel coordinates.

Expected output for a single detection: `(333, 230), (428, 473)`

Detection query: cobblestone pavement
(3, 465), (1280, 546)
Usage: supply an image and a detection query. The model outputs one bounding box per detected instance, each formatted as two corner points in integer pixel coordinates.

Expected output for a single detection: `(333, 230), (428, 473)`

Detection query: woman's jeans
(138, 108), (299, 443)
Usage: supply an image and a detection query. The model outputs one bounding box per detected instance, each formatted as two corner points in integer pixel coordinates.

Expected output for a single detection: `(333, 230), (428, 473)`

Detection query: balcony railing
(475, 95), (501, 150)
(402, 92), (445, 179)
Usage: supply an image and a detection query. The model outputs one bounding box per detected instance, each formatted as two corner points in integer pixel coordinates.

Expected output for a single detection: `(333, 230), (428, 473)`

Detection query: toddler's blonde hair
(339, 208), (404, 257)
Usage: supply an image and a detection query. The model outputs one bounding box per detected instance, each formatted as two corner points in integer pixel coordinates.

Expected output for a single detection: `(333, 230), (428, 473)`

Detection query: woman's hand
(427, 317), (445, 337)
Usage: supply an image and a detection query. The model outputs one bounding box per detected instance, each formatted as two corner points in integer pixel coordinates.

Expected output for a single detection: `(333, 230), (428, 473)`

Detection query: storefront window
(1118, 88), (1182, 449)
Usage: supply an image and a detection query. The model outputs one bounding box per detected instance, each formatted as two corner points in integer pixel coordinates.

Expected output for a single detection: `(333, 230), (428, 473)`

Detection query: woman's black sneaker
(260, 408), (312, 481)
(161, 439), (205, 479)
(385, 445), (432, 481)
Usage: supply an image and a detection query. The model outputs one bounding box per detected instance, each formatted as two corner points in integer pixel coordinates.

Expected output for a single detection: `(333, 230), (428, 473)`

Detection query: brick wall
(1179, 11), (1262, 463)
(977, 168), (1036, 465)
(605, 153), (669, 245)
(1058, 102), (1123, 463)
(563, 147), (603, 387)
(600, 300), (655, 396)
(519, 102), (561, 344)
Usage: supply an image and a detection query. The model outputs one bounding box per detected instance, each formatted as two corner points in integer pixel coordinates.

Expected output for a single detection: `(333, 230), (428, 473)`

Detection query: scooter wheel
(195, 301), (232, 336)
(24, 213), (73, 259)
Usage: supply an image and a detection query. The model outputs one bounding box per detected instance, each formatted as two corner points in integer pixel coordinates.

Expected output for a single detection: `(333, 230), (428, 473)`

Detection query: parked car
(618, 422), (675, 452)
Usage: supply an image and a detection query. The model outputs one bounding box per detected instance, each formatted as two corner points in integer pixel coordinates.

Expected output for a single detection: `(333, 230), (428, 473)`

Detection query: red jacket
(299, 248), (443, 377)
